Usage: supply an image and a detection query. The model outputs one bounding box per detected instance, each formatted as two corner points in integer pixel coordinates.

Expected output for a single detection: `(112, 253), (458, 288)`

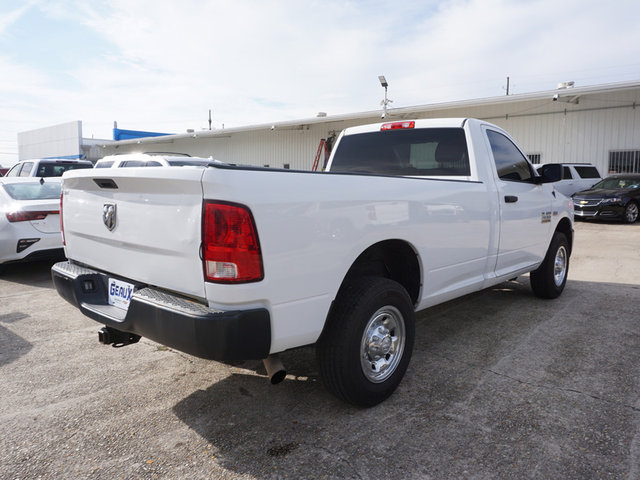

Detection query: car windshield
(2, 181), (62, 200)
(592, 177), (640, 190)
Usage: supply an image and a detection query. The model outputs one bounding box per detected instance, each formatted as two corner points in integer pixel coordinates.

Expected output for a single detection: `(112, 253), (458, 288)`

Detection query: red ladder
(312, 139), (330, 171)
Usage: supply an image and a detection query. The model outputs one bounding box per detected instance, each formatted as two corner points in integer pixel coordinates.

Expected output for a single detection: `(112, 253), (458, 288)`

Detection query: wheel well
(339, 240), (421, 305)
(556, 217), (573, 255)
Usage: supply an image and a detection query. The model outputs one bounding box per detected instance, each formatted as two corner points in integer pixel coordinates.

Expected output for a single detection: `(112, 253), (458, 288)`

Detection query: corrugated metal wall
(102, 87), (640, 175)
(487, 90), (640, 173)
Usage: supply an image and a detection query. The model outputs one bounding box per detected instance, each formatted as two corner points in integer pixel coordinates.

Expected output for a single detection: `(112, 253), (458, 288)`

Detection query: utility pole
(208, 109), (212, 130)
(506, 76), (510, 95)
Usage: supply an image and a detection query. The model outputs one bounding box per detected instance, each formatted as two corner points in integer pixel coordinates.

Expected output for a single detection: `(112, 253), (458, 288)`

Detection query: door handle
(504, 195), (518, 203)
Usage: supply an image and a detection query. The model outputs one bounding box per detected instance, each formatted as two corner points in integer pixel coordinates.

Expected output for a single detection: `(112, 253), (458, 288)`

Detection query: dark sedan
(572, 174), (640, 223)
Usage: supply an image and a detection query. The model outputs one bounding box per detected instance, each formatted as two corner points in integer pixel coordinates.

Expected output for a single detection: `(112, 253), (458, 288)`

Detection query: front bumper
(573, 203), (625, 220)
(51, 261), (271, 361)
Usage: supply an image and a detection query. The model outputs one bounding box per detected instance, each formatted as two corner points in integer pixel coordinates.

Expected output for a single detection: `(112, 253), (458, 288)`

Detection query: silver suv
(536, 163), (602, 197)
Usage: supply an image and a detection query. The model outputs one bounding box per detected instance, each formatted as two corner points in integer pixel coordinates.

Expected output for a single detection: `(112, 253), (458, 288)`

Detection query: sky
(1, 0), (639, 166)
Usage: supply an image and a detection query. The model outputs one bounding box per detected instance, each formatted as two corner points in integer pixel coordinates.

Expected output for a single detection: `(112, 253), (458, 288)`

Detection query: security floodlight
(378, 75), (392, 118)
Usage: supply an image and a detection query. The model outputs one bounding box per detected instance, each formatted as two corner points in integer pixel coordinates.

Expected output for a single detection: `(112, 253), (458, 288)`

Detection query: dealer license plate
(108, 278), (135, 310)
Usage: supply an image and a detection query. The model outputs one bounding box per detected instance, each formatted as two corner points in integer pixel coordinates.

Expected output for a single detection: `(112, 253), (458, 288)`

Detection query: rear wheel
(317, 276), (415, 407)
(623, 201), (639, 224)
(530, 232), (569, 299)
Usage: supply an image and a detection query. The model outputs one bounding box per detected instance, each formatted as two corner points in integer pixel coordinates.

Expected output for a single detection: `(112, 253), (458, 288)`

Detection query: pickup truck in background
(52, 118), (574, 407)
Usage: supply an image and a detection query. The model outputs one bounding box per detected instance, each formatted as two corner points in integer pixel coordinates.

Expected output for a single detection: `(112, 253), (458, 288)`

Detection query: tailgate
(61, 168), (206, 299)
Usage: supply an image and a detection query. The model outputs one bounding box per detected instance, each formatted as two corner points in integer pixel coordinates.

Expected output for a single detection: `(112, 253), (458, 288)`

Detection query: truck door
(484, 128), (553, 277)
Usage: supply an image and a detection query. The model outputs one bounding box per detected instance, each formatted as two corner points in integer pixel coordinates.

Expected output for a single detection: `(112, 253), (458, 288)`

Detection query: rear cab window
(329, 128), (470, 177)
(36, 162), (93, 177)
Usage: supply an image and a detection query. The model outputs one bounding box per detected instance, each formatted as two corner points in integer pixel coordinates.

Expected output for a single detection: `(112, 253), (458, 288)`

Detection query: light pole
(379, 75), (392, 118)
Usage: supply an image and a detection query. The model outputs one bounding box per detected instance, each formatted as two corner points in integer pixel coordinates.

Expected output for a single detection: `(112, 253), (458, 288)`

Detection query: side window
(19, 162), (34, 177)
(95, 161), (114, 168)
(486, 130), (532, 182)
(144, 161), (162, 167)
(121, 161), (145, 167)
(563, 166), (573, 179)
(574, 166), (600, 179)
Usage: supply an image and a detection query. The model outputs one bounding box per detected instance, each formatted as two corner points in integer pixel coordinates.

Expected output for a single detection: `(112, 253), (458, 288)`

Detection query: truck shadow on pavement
(172, 278), (640, 479)
(0, 324), (32, 367)
(0, 260), (59, 289)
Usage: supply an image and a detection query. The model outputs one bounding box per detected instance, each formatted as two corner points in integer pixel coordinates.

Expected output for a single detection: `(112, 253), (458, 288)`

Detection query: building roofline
(103, 79), (640, 147)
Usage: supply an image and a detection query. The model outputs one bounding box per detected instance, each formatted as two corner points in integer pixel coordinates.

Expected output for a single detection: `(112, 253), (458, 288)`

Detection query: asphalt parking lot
(1, 220), (639, 480)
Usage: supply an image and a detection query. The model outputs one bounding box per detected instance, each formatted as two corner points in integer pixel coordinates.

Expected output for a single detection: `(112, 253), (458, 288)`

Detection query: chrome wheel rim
(554, 245), (568, 287)
(360, 306), (406, 383)
(625, 203), (638, 223)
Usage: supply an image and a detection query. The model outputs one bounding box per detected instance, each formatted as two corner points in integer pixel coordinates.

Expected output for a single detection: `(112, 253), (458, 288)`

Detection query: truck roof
(342, 118), (468, 135)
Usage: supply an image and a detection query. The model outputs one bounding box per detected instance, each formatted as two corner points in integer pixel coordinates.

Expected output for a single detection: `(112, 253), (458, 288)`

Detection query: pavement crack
(304, 443), (365, 480)
(430, 352), (640, 413)
(486, 368), (640, 413)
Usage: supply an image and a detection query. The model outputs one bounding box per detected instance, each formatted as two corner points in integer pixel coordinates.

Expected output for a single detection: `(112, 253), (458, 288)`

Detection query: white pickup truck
(52, 118), (574, 407)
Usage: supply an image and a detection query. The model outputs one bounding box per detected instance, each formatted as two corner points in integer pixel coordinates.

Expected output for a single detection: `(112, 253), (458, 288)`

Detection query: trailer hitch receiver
(98, 326), (141, 347)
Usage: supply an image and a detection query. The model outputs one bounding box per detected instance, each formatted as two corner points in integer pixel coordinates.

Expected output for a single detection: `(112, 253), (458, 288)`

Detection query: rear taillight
(202, 201), (263, 283)
(381, 121), (415, 131)
(6, 210), (59, 222)
(60, 193), (65, 245)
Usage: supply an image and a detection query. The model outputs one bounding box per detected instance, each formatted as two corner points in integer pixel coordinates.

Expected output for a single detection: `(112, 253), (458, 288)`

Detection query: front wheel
(623, 201), (639, 224)
(530, 232), (569, 299)
(317, 276), (415, 407)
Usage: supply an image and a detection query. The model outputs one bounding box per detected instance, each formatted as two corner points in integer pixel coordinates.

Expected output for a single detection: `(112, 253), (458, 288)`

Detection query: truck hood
(61, 167), (207, 299)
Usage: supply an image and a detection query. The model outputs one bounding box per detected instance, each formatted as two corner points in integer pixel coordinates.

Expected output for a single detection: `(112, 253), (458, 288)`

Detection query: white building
(17, 120), (111, 164)
(20, 80), (640, 175)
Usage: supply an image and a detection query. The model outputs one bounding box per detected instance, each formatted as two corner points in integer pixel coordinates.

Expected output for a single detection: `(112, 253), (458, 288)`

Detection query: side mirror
(536, 164), (562, 183)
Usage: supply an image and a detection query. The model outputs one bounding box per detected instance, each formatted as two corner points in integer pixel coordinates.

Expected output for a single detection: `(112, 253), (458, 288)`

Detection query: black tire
(316, 276), (415, 407)
(530, 232), (569, 299)
(623, 201), (639, 224)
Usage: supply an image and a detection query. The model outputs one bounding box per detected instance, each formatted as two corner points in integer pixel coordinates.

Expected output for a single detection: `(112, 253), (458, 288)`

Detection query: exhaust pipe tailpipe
(263, 355), (286, 385)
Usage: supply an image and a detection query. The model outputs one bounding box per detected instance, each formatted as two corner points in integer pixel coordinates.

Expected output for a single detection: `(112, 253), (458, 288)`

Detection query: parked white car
(536, 163), (601, 197)
(94, 153), (219, 168)
(4, 158), (93, 177)
(0, 177), (64, 269)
